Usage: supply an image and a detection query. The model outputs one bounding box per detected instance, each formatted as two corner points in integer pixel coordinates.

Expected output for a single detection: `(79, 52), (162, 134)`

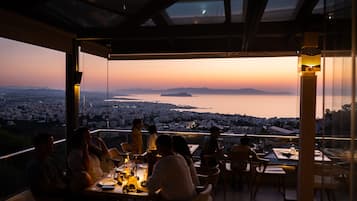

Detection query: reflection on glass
(231, 0), (243, 22)
(261, 0), (298, 22)
(166, 0), (225, 24)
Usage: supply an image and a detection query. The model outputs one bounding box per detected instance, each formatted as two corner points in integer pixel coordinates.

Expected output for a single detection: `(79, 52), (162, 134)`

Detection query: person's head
(147, 125), (157, 135)
(240, 135), (250, 146)
(156, 135), (172, 155)
(132, 119), (143, 130)
(71, 127), (91, 148)
(33, 133), (54, 156)
(172, 136), (191, 157)
(210, 126), (220, 137)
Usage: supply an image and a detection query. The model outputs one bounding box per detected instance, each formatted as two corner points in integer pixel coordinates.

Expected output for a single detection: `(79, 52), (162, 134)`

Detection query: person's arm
(188, 158), (200, 186)
(250, 149), (269, 163)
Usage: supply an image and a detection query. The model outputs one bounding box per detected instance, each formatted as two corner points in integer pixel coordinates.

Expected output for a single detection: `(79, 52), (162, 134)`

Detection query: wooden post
(297, 32), (320, 201)
(298, 72), (317, 201)
(65, 40), (79, 151)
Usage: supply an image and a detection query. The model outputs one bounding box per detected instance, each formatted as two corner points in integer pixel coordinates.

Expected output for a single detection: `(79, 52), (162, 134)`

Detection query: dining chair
(120, 142), (132, 153)
(228, 146), (255, 190)
(251, 160), (286, 201)
(107, 147), (123, 166)
(196, 166), (221, 197)
(313, 162), (348, 201)
(201, 153), (219, 168)
(193, 184), (213, 201)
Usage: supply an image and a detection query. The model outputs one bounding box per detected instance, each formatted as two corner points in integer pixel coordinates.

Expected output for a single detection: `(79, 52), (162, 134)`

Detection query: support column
(297, 32), (320, 201)
(298, 72), (317, 201)
(65, 40), (79, 149)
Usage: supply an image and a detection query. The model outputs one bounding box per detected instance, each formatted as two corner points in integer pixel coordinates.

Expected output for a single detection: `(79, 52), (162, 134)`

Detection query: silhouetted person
(131, 118), (144, 154)
(201, 126), (222, 167)
(172, 135), (199, 185)
(146, 125), (158, 175)
(148, 135), (196, 201)
(26, 133), (67, 200)
(67, 127), (110, 192)
(229, 135), (267, 188)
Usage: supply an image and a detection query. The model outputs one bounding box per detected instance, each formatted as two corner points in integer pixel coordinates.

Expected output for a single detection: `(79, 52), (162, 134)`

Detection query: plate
(98, 178), (118, 186)
(101, 185), (115, 190)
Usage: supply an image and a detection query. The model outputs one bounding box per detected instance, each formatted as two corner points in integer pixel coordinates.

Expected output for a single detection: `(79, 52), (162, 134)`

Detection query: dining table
(188, 144), (199, 154)
(83, 162), (152, 201)
(272, 148), (331, 162)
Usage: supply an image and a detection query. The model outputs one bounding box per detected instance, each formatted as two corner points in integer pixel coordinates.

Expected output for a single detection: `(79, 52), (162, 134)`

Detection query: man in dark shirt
(26, 133), (67, 200)
(201, 126), (222, 167)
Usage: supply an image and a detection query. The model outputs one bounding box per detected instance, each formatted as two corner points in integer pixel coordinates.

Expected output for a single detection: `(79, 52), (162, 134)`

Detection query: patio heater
(298, 32), (321, 201)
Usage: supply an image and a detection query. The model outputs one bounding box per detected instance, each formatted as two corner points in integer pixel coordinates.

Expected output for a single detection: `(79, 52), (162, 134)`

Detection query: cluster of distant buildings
(0, 89), (299, 135)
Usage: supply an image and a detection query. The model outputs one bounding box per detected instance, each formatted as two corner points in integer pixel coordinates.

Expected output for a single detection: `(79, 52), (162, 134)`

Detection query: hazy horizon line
(1, 86), (351, 96)
(0, 85), (292, 93)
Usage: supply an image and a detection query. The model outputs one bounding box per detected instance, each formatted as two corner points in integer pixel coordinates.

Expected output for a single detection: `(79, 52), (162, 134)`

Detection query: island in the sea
(160, 92), (192, 97)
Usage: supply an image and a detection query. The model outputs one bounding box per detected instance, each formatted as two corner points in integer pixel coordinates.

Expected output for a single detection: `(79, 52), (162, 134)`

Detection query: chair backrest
(229, 145), (252, 172)
(198, 166), (221, 189)
(201, 153), (218, 168)
(193, 184), (213, 201)
(121, 142), (132, 153)
(108, 147), (124, 165)
(108, 147), (121, 159)
(313, 162), (346, 189)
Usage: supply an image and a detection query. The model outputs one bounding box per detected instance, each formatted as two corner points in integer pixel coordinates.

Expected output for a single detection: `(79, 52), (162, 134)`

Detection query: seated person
(229, 136), (269, 188)
(230, 135), (268, 171)
(172, 135), (199, 186)
(148, 135), (197, 201)
(200, 126), (223, 168)
(26, 133), (67, 200)
(67, 127), (110, 191)
(131, 118), (144, 154)
(146, 125), (159, 176)
(231, 136), (257, 156)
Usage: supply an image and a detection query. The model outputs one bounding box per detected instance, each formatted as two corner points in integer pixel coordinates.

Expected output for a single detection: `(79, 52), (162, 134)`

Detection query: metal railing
(1, 129), (355, 161)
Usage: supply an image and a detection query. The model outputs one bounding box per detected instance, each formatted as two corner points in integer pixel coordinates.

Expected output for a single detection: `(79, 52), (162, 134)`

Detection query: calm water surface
(116, 94), (349, 118)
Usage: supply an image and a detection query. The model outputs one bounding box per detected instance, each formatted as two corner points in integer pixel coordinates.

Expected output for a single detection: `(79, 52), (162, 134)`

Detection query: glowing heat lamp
(298, 32), (321, 73)
(74, 84), (80, 103)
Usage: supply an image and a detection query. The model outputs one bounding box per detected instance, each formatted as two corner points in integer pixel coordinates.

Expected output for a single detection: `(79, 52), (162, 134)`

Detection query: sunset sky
(0, 37), (329, 94)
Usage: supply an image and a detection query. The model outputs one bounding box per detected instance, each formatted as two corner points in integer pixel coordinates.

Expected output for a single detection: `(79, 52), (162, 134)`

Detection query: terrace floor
(214, 176), (293, 201)
(213, 175), (349, 201)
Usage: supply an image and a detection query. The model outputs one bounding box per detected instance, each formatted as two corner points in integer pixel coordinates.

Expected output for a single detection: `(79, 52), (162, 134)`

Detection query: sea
(115, 94), (351, 118)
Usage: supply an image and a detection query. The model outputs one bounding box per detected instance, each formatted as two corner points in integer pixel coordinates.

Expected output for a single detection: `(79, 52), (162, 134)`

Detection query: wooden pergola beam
(224, 0), (231, 23)
(241, 0), (268, 51)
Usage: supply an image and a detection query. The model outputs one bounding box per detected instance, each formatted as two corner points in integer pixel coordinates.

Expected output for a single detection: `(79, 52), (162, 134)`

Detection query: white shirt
(186, 157), (200, 186)
(68, 149), (103, 181)
(148, 154), (197, 201)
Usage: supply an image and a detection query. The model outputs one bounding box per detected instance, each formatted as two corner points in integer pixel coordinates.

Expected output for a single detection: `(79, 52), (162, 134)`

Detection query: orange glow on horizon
(105, 57), (300, 92)
(0, 37), (333, 94)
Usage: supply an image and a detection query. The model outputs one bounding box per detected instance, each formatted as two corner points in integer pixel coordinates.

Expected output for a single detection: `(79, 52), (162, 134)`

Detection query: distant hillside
(116, 87), (290, 95)
(0, 87), (291, 96)
(0, 87), (64, 96)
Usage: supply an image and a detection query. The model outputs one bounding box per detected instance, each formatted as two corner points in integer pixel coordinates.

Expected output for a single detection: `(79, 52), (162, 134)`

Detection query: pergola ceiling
(0, 0), (352, 59)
